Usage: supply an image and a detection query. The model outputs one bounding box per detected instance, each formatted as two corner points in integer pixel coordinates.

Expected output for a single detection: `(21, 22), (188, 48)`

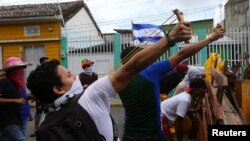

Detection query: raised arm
(169, 24), (225, 67)
(110, 21), (192, 92)
(0, 98), (26, 104)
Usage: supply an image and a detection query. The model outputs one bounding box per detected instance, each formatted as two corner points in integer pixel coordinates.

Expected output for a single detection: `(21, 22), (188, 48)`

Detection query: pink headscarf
(7, 69), (25, 90)
(4, 57), (31, 90)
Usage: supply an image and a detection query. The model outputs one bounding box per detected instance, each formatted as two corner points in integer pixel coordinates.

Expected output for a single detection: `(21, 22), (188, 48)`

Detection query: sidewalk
(111, 98), (123, 107)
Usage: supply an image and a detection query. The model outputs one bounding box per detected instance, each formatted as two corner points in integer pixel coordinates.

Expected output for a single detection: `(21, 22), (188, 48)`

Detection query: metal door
(24, 45), (45, 85)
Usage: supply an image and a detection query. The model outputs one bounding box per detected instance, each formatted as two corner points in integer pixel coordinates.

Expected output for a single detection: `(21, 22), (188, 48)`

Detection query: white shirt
(161, 92), (191, 125)
(78, 75), (117, 141)
(173, 81), (185, 96)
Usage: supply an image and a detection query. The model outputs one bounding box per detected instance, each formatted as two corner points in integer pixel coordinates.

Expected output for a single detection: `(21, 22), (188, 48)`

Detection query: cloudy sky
(0, 0), (229, 33)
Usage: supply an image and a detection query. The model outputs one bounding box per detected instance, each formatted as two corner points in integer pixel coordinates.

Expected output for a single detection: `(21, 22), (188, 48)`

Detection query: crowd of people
(0, 20), (225, 141)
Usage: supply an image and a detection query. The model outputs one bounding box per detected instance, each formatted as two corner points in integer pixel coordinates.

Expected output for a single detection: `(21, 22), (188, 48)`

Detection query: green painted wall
(198, 28), (207, 65)
(113, 33), (121, 71)
(60, 36), (68, 68)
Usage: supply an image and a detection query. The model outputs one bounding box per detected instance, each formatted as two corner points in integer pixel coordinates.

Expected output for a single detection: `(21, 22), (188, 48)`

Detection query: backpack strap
(59, 92), (83, 108)
(58, 93), (115, 141)
(70, 93), (83, 103)
(71, 93), (117, 141)
(110, 114), (119, 141)
(36, 91), (107, 141)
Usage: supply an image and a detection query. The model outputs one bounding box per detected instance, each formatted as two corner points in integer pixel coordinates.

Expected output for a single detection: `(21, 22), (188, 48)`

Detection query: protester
(171, 66), (206, 139)
(0, 57), (32, 141)
(161, 77), (207, 141)
(26, 21), (191, 141)
(174, 66), (205, 96)
(5, 57), (33, 137)
(30, 57), (53, 137)
(79, 59), (98, 89)
(118, 24), (224, 141)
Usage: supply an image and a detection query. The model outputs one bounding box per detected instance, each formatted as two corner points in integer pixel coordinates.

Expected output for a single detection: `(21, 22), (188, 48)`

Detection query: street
(25, 105), (195, 141)
(25, 106), (125, 141)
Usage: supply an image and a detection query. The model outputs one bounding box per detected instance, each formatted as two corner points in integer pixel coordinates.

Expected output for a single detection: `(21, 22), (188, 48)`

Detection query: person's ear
(53, 86), (66, 95)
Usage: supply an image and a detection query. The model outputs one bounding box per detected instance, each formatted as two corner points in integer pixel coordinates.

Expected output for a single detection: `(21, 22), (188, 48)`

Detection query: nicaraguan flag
(132, 23), (165, 44)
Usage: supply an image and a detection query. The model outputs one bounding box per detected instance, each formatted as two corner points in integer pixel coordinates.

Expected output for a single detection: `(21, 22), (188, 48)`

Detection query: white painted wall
(68, 52), (114, 78)
(62, 8), (100, 37)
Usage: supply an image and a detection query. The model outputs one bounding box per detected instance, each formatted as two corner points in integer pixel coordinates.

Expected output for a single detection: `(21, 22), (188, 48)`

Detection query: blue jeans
(20, 117), (29, 136)
(0, 124), (25, 141)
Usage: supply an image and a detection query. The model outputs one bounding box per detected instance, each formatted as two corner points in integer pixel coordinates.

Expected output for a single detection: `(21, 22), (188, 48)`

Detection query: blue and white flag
(132, 23), (165, 45)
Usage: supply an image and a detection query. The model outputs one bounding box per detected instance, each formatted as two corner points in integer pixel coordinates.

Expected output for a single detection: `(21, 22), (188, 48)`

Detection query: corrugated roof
(0, 1), (83, 22)
(0, 1), (102, 35)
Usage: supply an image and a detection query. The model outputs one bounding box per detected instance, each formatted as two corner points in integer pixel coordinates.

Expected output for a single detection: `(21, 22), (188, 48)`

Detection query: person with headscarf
(79, 59), (98, 89)
(5, 57), (33, 137)
(0, 57), (32, 141)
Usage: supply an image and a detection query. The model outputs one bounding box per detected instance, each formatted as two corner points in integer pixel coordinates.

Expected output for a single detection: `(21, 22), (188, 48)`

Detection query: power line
(65, 4), (217, 27)
(1, 0), (247, 33)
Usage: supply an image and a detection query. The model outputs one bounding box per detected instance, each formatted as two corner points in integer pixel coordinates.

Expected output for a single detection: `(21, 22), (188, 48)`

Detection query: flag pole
(122, 10), (181, 64)
(131, 20), (135, 46)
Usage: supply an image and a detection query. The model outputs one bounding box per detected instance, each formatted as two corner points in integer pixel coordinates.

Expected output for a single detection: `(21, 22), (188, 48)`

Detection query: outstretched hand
(15, 98), (26, 105)
(168, 21), (192, 43)
(210, 24), (225, 41)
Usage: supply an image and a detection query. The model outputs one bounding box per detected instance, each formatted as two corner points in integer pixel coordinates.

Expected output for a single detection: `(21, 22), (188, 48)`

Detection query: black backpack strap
(42, 93), (106, 141)
(70, 93), (106, 140)
(71, 93), (83, 103)
(59, 93), (83, 108)
(110, 114), (119, 141)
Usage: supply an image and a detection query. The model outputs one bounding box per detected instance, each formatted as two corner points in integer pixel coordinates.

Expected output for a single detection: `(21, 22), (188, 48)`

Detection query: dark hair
(120, 46), (143, 64)
(39, 57), (49, 64)
(27, 59), (62, 103)
(189, 77), (206, 89)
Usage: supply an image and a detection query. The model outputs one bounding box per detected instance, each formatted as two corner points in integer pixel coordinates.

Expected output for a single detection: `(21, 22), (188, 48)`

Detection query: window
(24, 25), (40, 36)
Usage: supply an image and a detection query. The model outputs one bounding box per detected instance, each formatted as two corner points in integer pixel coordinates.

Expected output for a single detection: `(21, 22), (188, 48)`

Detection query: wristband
(164, 31), (176, 47)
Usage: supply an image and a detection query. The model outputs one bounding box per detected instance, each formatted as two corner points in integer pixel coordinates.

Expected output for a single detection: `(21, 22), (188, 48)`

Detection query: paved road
(25, 105), (195, 141)
(25, 106), (125, 141)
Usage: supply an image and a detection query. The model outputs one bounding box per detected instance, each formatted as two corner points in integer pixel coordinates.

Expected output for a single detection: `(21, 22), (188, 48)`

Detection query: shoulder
(93, 72), (98, 77)
(90, 76), (110, 88)
(142, 60), (172, 77)
(80, 76), (116, 99)
(152, 60), (171, 68)
(79, 73), (86, 79)
(178, 92), (191, 101)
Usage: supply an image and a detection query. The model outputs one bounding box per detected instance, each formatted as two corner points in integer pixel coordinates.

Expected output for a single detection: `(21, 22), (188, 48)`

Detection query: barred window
(24, 25), (40, 36)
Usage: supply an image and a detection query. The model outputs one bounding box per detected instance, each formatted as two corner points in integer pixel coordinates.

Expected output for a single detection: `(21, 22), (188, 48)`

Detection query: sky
(0, 0), (229, 33)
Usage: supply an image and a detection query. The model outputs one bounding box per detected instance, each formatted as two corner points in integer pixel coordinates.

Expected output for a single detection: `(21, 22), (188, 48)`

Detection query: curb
(111, 103), (123, 107)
